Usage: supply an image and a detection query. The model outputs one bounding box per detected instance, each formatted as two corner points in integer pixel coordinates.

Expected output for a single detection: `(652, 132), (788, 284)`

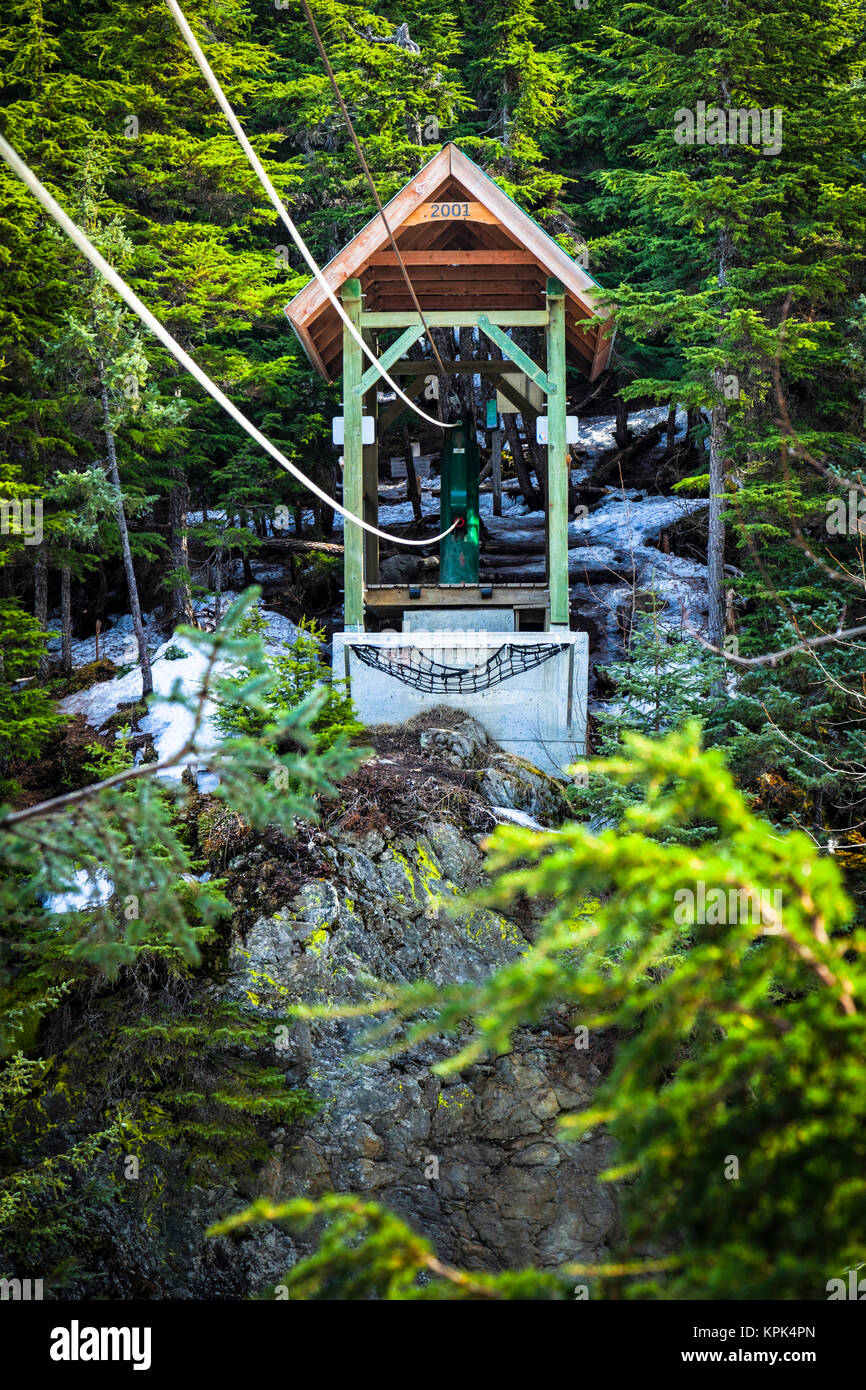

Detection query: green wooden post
(362, 363), (379, 585)
(341, 280), (364, 630)
(546, 279), (569, 628)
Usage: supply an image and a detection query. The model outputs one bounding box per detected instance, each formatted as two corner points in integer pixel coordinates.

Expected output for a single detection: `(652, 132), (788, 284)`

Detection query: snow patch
(489, 805), (556, 832)
(58, 602), (301, 781)
(43, 867), (113, 915)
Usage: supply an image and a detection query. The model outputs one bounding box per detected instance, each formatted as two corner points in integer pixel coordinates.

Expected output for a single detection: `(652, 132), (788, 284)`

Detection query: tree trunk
(707, 368), (728, 651)
(400, 425), (423, 522)
(430, 328), (453, 423)
(99, 360), (153, 696)
(60, 565), (72, 677)
(317, 460), (336, 534)
(615, 393), (630, 449)
(212, 549), (223, 627)
(666, 403), (678, 452)
(491, 426), (502, 516)
(686, 406), (703, 461)
(514, 328), (546, 488)
(96, 563), (108, 625)
(708, 222), (734, 653)
(168, 469), (195, 625)
(34, 546), (49, 677)
(457, 327), (474, 416)
(503, 413), (541, 509)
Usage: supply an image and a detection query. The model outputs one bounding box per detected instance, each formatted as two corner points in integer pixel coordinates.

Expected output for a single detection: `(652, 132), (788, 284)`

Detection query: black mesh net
(351, 641), (566, 694)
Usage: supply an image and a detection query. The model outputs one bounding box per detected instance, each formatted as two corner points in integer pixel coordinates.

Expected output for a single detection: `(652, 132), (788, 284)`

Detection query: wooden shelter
(285, 142), (614, 633)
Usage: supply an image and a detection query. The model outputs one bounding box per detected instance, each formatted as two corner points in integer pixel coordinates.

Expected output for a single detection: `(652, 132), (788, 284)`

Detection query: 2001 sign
(430, 202), (470, 218)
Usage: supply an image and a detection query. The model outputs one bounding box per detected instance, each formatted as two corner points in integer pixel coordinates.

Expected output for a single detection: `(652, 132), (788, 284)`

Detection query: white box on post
(536, 416), (579, 445)
(333, 416), (375, 446)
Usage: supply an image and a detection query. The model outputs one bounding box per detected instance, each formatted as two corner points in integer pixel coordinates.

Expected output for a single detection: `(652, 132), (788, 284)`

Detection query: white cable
(164, 0), (455, 431)
(0, 135), (459, 547)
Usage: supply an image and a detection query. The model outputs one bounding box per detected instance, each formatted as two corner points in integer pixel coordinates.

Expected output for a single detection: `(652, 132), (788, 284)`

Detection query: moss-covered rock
(478, 752), (571, 825)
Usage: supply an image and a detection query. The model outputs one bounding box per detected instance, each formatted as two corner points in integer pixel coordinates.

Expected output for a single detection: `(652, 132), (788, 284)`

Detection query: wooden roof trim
(287, 146), (453, 330)
(286, 143), (615, 380)
(446, 146), (608, 319)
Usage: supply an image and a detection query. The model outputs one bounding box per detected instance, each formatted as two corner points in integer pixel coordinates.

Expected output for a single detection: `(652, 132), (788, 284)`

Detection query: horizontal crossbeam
(387, 360), (515, 377)
(359, 310), (550, 329)
(364, 583), (549, 608)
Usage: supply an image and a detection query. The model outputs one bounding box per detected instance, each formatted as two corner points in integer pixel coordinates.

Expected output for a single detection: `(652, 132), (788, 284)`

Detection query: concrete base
(403, 607), (515, 633)
(333, 629), (588, 778)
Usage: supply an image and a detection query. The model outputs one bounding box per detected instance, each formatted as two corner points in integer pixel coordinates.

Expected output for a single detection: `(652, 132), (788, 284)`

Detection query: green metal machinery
(439, 414), (480, 583)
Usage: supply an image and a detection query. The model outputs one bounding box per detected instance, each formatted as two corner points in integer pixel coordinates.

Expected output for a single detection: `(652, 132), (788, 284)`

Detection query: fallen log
(260, 537), (344, 555)
(591, 421), (666, 484)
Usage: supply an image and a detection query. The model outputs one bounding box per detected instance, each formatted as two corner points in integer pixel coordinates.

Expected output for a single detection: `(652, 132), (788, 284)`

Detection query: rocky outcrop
(213, 712), (618, 1287)
(479, 753), (571, 824)
(61, 712), (617, 1298)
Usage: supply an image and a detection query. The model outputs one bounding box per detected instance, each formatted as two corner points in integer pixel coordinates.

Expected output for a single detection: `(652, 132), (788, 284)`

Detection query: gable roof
(285, 143), (614, 383)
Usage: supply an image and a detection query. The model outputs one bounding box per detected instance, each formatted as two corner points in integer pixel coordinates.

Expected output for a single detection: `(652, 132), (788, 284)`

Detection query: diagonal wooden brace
(354, 323), (429, 396)
(477, 315), (555, 394)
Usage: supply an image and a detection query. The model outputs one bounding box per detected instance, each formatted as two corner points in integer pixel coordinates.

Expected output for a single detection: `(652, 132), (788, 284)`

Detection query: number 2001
(430, 202), (470, 218)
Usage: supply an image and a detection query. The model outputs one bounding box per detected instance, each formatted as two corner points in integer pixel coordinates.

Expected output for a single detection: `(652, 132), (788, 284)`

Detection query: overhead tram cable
(0, 134), (459, 549)
(298, 0), (450, 382)
(164, 0), (456, 431)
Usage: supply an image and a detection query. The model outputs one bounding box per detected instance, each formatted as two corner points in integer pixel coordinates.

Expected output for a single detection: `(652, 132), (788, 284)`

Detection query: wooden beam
(372, 296), (542, 312)
(368, 261), (539, 277)
(368, 250), (537, 266)
(368, 272), (542, 294)
(478, 316), (554, 394)
(388, 360), (509, 376)
(590, 314), (617, 382)
(365, 583), (550, 609)
(373, 284), (542, 301)
(341, 281), (365, 630)
(315, 315), (345, 362)
(360, 309), (549, 328)
(546, 279), (569, 628)
(404, 201), (498, 226)
(287, 316), (330, 382)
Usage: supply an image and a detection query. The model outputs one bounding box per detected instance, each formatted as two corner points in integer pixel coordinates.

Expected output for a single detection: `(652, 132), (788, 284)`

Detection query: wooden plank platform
(364, 583), (549, 609)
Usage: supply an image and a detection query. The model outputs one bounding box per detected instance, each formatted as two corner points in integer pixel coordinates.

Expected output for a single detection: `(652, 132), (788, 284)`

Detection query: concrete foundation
(403, 608), (515, 633)
(333, 628), (588, 778)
